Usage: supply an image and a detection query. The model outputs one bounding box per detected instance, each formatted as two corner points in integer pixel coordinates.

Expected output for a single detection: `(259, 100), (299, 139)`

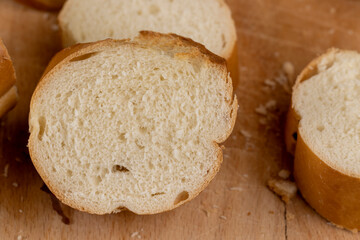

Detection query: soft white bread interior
(0, 38), (17, 118)
(58, 0), (239, 87)
(28, 32), (237, 215)
(285, 48), (360, 231)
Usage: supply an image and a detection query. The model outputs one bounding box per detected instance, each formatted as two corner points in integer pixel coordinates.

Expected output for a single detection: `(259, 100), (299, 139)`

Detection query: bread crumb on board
(3, 163), (9, 177)
(219, 215), (227, 220)
(287, 212), (295, 221)
(17, 235), (22, 240)
(267, 178), (297, 204)
(12, 182), (19, 187)
(229, 187), (243, 192)
(278, 169), (291, 180)
(131, 231), (141, 239)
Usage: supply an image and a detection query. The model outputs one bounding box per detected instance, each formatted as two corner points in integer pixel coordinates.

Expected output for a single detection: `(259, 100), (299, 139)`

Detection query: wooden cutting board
(1, 0), (360, 239)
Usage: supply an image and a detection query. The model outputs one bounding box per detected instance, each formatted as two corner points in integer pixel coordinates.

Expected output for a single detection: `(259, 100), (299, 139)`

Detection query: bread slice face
(0, 38), (17, 118)
(285, 49), (360, 231)
(28, 32), (237, 215)
(59, 0), (236, 59)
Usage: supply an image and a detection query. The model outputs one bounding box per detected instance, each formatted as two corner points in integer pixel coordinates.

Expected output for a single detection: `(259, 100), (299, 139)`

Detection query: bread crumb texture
(59, 0), (236, 59)
(28, 34), (236, 214)
(293, 50), (360, 176)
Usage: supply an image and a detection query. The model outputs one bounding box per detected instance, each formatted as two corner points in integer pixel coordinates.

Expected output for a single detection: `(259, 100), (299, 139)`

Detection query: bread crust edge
(285, 48), (360, 231)
(28, 32), (237, 215)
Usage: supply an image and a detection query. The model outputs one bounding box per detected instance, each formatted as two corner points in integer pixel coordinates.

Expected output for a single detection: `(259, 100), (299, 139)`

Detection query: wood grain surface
(1, 0), (360, 239)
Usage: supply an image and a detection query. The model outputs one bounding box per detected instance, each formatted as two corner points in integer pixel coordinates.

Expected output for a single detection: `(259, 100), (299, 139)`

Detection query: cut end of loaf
(28, 33), (237, 214)
(59, 0), (237, 59)
(292, 49), (360, 177)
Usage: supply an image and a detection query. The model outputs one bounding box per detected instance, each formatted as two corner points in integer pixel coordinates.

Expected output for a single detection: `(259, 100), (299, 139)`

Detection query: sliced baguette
(0, 38), (17, 118)
(58, 0), (239, 87)
(285, 48), (360, 231)
(28, 31), (237, 215)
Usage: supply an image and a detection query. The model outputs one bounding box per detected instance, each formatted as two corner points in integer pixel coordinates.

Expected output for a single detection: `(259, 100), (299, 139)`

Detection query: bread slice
(15, 0), (66, 11)
(0, 38), (17, 118)
(285, 49), (360, 231)
(28, 31), (237, 215)
(58, 0), (239, 87)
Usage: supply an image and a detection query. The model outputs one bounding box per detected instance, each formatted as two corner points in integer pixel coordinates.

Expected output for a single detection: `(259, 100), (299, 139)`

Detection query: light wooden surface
(1, 0), (359, 239)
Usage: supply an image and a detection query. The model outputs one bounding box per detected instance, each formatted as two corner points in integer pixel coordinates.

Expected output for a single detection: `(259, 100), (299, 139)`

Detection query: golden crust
(15, 0), (66, 11)
(0, 38), (17, 118)
(285, 48), (360, 231)
(28, 31), (237, 215)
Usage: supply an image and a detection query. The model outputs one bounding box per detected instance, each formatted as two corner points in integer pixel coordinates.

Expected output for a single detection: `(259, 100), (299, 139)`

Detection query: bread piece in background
(28, 31), (237, 215)
(0, 38), (17, 118)
(285, 49), (360, 232)
(58, 0), (239, 87)
(15, 0), (66, 11)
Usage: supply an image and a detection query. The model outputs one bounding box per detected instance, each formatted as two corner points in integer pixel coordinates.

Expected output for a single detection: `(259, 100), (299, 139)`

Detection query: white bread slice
(28, 31), (237, 215)
(0, 38), (17, 118)
(58, 0), (239, 87)
(15, 0), (66, 11)
(285, 49), (360, 231)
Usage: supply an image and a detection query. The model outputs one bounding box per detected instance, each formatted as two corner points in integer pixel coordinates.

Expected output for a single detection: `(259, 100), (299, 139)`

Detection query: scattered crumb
(17, 235), (22, 240)
(278, 169), (291, 180)
(20, 196), (24, 202)
(274, 52), (280, 58)
(43, 13), (50, 20)
(282, 61), (295, 85)
(247, 212), (251, 216)
(267, 178), (297, 204)
(269, 211), (274, 214)
(3, 163), (9, 177)
(264, 79), (276, 88)
(219, 215), (227, 220)
(131, 231), (141, 239)
(243, 174), (248, 178)
(51, 24), (59, 31)
(202, 208), (210, 217)
(255, 104), (267, 115)
(239, 129), (252, 138)
(348, 30), (354, 35)
(229, 187), (243, 192)
(328, 29), (335, 35)
(265, 100), (277, 110)
(19, 209), (23, 213)
(240, 66), (248, 72)
(15, 157), (21, 162)
(330, 7), (336, 14)
(258, 118), (267, 125)
(287, 212), (295, 221)
(212, 205), (220, 209)
(220, 145), (226, 150)
(274, 72), (292, 93)
(12, 182), (19, 188)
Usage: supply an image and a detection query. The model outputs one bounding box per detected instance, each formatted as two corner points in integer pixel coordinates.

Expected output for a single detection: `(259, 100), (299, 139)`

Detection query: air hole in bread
(93, 175), (102, 186)
(151, 192), (165, 197)
(112, 165), (129, 173)
(55, 93), (62, 99)
(221, 34), (227, 48)
(149, 4), (160, 15)
(38, 116), (46, 141)
(174, 191), (189, 205)
(292, 132), (297, 141)
(317, 125), (325, 132)
(67, 169), (73, 177)
(137, 10), (142, 15)
(70, 52), (99, 62)
(181, 178), (186, 183)
(114, 206), (127, 213)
